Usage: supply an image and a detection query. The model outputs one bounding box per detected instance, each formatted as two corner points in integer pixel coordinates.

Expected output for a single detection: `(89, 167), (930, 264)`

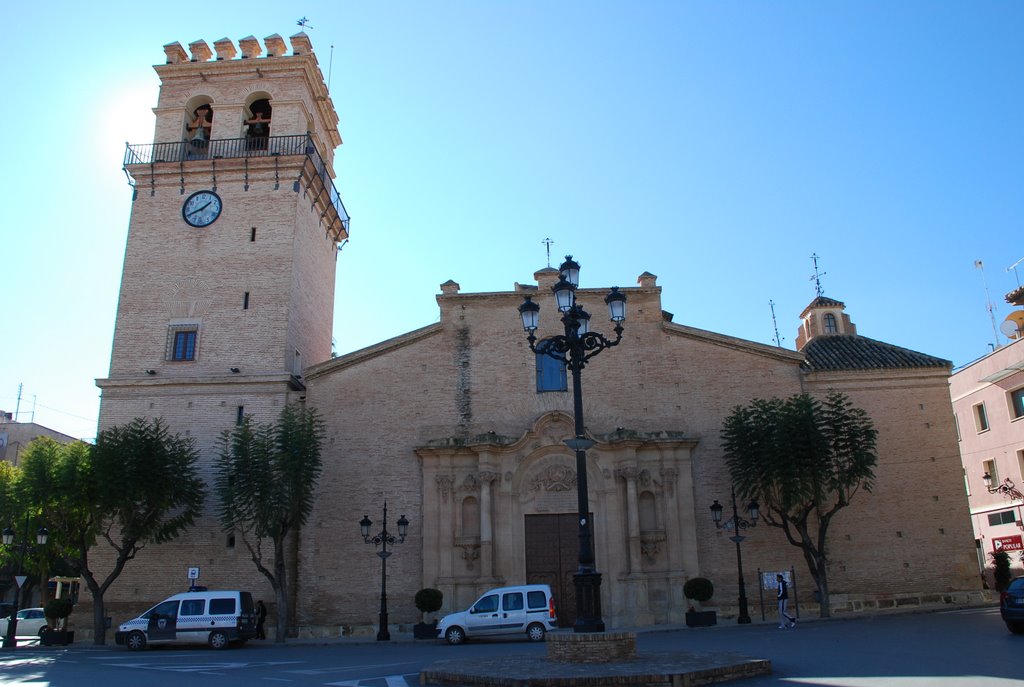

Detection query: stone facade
(298, 279), (979, 632)
(92, 34), (980, 636)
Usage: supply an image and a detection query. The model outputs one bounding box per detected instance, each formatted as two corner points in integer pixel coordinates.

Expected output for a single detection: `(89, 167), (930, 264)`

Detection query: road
(0, 607), (1019, 687)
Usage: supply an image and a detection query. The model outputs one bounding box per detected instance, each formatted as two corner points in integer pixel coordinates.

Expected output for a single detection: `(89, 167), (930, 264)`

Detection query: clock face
(182, 190), (223, 227)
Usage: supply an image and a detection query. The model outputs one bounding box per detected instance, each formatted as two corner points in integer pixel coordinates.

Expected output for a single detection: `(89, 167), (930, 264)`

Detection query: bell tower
(96, 33), (348, 594)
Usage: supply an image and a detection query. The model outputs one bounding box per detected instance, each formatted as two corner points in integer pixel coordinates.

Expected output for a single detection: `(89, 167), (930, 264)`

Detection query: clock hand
(188, 201), (212, 217)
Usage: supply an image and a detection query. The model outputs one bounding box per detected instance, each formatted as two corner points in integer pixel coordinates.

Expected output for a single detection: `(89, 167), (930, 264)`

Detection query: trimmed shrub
(683, 577), (714, 603)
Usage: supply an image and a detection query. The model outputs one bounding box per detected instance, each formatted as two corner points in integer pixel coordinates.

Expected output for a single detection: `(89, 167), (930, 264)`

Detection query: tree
(215, 405), (324, 643)
(19, 420), (205, 644)
(721, 391), (878, 617)
(0, 458), (46, 609)
(991, 550), (1013, 592)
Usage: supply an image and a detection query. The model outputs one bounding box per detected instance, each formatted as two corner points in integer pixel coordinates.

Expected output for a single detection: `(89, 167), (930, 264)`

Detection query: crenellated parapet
(162, 33), (316, 64)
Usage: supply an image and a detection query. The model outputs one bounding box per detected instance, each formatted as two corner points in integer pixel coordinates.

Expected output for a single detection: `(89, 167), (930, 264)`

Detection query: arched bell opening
(245, 97), (272, 150)
(184, 98), (214, 149)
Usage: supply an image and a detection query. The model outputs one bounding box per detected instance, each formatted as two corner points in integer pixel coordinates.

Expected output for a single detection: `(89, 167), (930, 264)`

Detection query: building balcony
(123, 134), (350, 237)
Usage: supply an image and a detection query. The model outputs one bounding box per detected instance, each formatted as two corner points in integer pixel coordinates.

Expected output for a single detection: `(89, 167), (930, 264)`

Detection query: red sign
(993, 535), (1023, 552)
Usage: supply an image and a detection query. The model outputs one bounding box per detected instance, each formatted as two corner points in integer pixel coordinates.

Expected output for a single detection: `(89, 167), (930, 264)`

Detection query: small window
(250, 227), (256, 242)
(243, 292), (250, 310)
(180, 599), (205, 616)
(209, 598), (237, 615)
(823, 313), (838, 334)
(536, 339), (567, 392)
(527, 591), (548, 609)
(171, 330), (198, 361)
(984, 459), (998, 486)
(988, 510), (1017, 526)
(472, 595), (499, 614)
(236, 406), (245, 425)
(502, 592), (524, 611)
(975, 403), (990, 432)
(1011, 388), (1024, 420)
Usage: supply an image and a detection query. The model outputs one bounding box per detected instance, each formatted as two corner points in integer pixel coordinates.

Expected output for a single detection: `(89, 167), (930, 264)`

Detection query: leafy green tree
(721, 391), (878, 617)
(0, 458), (46, 609)
(215, 405), (324, 643)
(19, 420), (205, 645)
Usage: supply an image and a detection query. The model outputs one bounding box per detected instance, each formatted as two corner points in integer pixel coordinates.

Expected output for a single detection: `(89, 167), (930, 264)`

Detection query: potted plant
(684, 577), (717, 627)
(41, 598), (75, 645)
(413, 588), (444, 639)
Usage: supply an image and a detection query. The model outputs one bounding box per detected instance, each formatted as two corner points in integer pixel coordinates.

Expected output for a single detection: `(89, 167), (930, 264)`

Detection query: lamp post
(518, 255), (626, 634)
(709, 487), (759, 625)
(983, 472), (1024, 501)
(1, 516), (48, 648)
(359, 501), (408, 641)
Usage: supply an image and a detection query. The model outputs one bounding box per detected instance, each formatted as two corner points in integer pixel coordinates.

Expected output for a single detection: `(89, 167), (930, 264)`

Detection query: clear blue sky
(2, 2), (1021, 441)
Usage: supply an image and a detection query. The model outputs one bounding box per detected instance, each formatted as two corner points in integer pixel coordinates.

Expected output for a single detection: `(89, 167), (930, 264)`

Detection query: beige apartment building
(951, 288), (1024, 580)
(93, 33), (981, 636)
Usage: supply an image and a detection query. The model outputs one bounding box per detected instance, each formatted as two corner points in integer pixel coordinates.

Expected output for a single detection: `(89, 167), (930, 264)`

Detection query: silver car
(0, 608), (48, 637)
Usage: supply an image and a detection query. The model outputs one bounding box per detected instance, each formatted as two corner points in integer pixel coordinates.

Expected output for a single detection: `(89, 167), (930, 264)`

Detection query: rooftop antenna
(542, 238), (554, 268)
(328, 44), (334, 91)
(1008, 256), (1024, 288)
(975, 260), (1002, 349)
(769, 300), (784, 348)
(809, 253), (826, 297)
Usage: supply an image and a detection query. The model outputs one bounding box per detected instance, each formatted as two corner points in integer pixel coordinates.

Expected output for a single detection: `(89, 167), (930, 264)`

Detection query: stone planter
(41, 629), (74, 646)
(413, 620), (438, 640)
(685, 610), (717, 627)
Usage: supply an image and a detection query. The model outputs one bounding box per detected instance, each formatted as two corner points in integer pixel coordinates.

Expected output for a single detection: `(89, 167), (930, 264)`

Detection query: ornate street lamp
(359, 502), (408, 641)
(710, 487), (759, 624)
(1, 519), (48, 648)
(518, 255), (626, 633)
(983, 472), (1024, 501)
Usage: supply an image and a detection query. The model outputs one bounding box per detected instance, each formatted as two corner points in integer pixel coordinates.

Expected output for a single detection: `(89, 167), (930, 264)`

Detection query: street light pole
(519, 255), (627, 634)
(2, 516), (48, 649)
(710, 486), (759, 625)
(360, 502), (409, 641)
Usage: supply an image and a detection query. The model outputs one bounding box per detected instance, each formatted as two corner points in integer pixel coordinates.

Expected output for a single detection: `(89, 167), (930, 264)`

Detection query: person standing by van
(256, 600), (267, 640)
(776, 574), (796, 629)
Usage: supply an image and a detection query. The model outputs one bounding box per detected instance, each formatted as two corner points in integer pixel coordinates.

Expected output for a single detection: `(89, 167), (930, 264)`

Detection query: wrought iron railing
(124, 134), (350, 233)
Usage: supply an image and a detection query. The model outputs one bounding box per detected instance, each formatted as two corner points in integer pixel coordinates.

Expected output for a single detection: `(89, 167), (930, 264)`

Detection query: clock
(182, 190), (223, 227)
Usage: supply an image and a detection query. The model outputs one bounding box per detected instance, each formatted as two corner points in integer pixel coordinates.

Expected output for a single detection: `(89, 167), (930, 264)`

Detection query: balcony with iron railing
(123, 134), (350, 235)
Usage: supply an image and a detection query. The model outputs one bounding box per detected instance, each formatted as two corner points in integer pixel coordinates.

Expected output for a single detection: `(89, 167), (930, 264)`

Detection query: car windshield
(1008, 578), (1024, 592)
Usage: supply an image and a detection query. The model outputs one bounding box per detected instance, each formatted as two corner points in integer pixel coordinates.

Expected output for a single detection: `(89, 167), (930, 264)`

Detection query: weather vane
(297, 17), (315, 30)
(809, 253), (826, 298)
(542, 238), (554, 268)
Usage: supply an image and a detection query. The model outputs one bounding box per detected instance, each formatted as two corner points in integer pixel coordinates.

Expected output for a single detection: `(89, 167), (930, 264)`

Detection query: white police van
(437, 584), (558, 644)
(114, 589), (257, 650)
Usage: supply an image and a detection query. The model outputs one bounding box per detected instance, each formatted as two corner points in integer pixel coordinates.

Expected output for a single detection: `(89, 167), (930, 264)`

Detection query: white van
(437, 584), (558, 644)
(114, 590), (257, 650)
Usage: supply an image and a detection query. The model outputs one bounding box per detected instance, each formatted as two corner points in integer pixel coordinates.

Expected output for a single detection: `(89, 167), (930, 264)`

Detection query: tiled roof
(801, 335), (951, 371)
(799, 296), (846, 318)
(1006, 284), (1024, 306)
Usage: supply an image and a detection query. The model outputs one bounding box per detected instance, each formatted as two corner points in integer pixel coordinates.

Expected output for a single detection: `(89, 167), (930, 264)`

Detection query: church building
(95, 33), (981, 635)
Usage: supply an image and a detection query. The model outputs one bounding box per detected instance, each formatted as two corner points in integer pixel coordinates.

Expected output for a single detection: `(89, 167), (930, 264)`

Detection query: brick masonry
(87, 34), (980, 639)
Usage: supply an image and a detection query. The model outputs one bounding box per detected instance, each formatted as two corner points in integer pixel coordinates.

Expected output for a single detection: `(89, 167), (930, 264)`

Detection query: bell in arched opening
(245, 98), (272, 151)
(187, 104), (213, 148)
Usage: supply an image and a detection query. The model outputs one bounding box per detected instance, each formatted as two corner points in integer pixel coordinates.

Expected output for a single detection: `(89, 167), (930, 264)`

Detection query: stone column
(616, 465), (642, 573)
(478, 471), (499, 580)
(436, 474), (455, 581)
